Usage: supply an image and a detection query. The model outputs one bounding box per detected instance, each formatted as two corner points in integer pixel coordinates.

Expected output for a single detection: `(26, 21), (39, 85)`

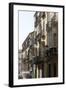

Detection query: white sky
(19, 11), (35, 49)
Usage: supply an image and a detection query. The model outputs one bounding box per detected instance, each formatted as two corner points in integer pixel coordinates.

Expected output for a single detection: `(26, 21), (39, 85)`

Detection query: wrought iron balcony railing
(45, 47), (58, 58)
(32, 56), (44, 64)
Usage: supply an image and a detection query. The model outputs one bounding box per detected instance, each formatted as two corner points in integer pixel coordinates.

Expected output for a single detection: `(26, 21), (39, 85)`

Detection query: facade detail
(18, 11), (58, 79)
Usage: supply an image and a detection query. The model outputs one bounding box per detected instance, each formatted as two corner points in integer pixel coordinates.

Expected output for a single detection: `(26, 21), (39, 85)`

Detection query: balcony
(32, 56), (44, 64)
(45, 48), (58, 58)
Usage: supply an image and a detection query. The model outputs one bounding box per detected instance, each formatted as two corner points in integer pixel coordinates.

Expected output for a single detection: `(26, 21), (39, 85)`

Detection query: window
(35, 65), (37, 78)
(48, 64), (51, 77)
(38, 65), (40, 78)
(42, 64), (44, 77)
(53, 63), (57, 77)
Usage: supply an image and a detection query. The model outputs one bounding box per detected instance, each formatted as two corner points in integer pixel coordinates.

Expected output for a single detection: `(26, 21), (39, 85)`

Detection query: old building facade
(46, 12), (58, 77)
(32, 12), (58, 78)
(32, 12), (47, 78)
(20, 11), (58, 79)
(22, 31), (36, 78)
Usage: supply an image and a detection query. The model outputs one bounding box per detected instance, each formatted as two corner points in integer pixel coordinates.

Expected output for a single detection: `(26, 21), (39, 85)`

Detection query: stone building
(32, 11), (58, 78)
(22, 35), (29, 72)
(22, 31), (35, 78)
(32, 12), (48, 78)
(46, 12), (58, 77)
(21, 11), (58, 79)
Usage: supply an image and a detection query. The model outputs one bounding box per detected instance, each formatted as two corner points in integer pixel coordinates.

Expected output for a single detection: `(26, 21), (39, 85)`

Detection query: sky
(19, 11), (35, 49)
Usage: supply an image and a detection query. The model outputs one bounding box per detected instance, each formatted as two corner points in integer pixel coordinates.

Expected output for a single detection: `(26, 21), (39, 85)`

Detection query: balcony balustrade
(32, 56), (44, 64)
(45, 48), (58, 58)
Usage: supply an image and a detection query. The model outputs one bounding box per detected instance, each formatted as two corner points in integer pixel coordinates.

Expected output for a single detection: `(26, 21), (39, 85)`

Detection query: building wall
(46, 12), (58, 77)
(22, 31), (35, 74)
(33, 11), (58, 78)
(21, 11), (58, 78)
(47, 12), (58, 48)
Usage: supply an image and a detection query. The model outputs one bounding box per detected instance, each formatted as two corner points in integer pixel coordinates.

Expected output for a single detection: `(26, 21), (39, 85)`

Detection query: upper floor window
(53, 33), (57, 46)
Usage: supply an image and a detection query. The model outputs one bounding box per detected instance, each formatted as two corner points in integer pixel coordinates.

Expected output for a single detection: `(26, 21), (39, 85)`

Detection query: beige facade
(32, 12), (58, 78)
(22, 31), (35, 77)
(20, 11), (58, 79)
